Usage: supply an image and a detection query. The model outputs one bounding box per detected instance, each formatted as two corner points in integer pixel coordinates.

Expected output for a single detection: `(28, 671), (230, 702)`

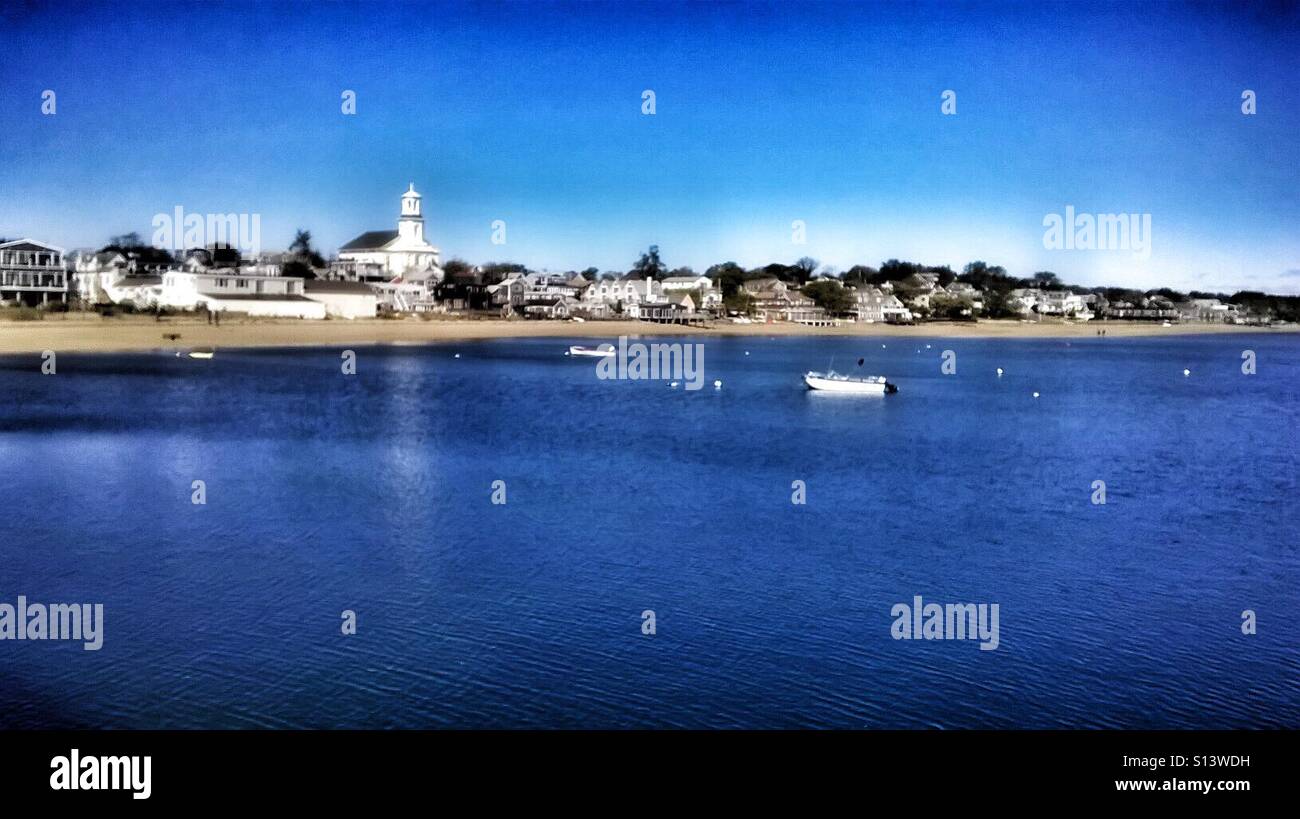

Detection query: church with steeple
(333, 184), (443, 284)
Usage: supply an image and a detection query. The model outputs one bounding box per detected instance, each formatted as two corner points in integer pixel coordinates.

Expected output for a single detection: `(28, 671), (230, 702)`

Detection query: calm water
(1, 333), (1296, 728)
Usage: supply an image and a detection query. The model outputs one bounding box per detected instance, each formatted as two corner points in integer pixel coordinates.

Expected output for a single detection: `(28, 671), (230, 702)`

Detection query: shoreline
(0, 315), (1293, 355)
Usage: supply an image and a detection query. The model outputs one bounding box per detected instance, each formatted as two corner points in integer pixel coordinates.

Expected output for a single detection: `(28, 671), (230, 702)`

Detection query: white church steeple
(400, 183), (422, 217)
(398, 183), (424, 242)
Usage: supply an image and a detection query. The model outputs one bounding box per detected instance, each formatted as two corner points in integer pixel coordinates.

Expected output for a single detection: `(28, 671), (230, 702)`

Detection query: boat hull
(803, 372), (896, 394)
(569, 345), (615, 358)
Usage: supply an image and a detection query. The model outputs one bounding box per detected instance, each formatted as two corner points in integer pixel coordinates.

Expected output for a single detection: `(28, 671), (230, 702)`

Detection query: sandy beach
(0, 314), (1292, 355)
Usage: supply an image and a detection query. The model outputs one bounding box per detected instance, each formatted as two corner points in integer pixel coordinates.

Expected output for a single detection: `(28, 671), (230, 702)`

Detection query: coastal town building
(488, 274), (530, 314)
(897, 273), (947, 312)
(1010, 288), (1091, 319)
(1174, 298), (1238, 323)
(332, 184), (442, 285)
(71, 250), (130, 303)
(850, 286), (913, 323)
(154, 270), (325, 318)
(1101, 295), (1180, 321)
(743, 278), (828, 323)
(524, 295), (582, 319)
(303, 280), (378, 319)
(661, 275), (722, 311)
(0, 239), (67, 305)
(943, 281), (985, 312)
(581, 277), (664, 317)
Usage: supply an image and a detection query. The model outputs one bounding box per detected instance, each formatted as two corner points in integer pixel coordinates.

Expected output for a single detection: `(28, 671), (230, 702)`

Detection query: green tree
(101, 232), (174, 267)
(706, 261), (747, 297)
(843, 265), (878, 285)
(982, 288), (1021, 319)
(879, 259), (923, 281)
(631, 245), (667, 279)
(442, 258), (474, 279)
(723, 290), (755, 316)
(929, 293), (977, 320)
(481, 262), (528, 280)
(282, 260), (316, 279)
(803, 280), (853, 314)
(1032, 271), (1061, 289)
(289, 229), (326, 268)
(793, 256), (819, 284)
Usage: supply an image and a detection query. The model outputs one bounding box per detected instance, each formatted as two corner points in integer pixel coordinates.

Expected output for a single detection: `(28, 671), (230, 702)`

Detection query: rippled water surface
(1, 334), (1296, 728)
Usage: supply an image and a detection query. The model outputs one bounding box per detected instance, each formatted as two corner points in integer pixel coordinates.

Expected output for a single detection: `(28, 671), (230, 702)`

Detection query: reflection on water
(0, 335), (1297, 728)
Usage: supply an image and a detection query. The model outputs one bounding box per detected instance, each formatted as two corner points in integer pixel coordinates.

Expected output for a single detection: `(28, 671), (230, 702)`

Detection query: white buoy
(925, 344), (932, 349)
(454, 353), (461, 359)
(670, 381), (679, 388)
(744, 351), (750, 356)
(1032, 391), (1040, 398)
(881, 344), (886, 349)
(1183, 368), (1190, 377)
(713, 380), (722, 389)
(996, 368), (1004, 377)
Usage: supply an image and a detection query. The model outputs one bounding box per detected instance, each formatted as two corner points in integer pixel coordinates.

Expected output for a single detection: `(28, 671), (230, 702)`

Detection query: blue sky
(1, 0), (1297, 293)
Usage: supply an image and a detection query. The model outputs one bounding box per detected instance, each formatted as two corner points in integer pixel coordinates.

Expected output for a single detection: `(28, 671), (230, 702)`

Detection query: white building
(582, 278), (664, 316)
(332, 184), (442, 285)
(850, 286), (913, 323)
(660, 275), (722, 310)
(155, 270), (325, 318)
(304, 280), (378, 319)
(1015, 288), (1090, 318)
(71, 250), (130, 303)
(0, 239), (67, 305)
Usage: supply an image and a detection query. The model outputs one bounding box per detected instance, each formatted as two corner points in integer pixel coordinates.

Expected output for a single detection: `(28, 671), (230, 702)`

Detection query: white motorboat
(568, 344), (615, 358)
(176, 347), (215, 359)
(803, 370), (897, 394)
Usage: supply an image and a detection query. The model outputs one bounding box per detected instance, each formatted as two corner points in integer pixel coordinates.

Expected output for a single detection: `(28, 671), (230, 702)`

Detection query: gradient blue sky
(2, 0), (1297, 292)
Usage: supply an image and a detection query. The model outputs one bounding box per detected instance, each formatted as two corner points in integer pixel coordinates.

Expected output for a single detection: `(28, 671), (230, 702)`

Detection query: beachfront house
(661, 275), (722, 312)
(488, 274), (530, 314)
(744, 279), (827, 323)
(303, 280), (378, 319)
(524, 295), (581, 319)
(582, 277), (664, 317)
(1038, 290), (1091, 318)
(154, 270), (326, 318)
(0, 239), (67, 306)
(70, 250), (130, 304)
(435, 268), (496, 311)
(1174, 298), (1238, 323)
(850, 286), (913, 323)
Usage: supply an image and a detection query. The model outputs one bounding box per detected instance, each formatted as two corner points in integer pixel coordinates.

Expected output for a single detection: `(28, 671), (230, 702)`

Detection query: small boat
(568, 344), (615, 358)
(803, 370), (897, 394)
(188, 347), (215, 360)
